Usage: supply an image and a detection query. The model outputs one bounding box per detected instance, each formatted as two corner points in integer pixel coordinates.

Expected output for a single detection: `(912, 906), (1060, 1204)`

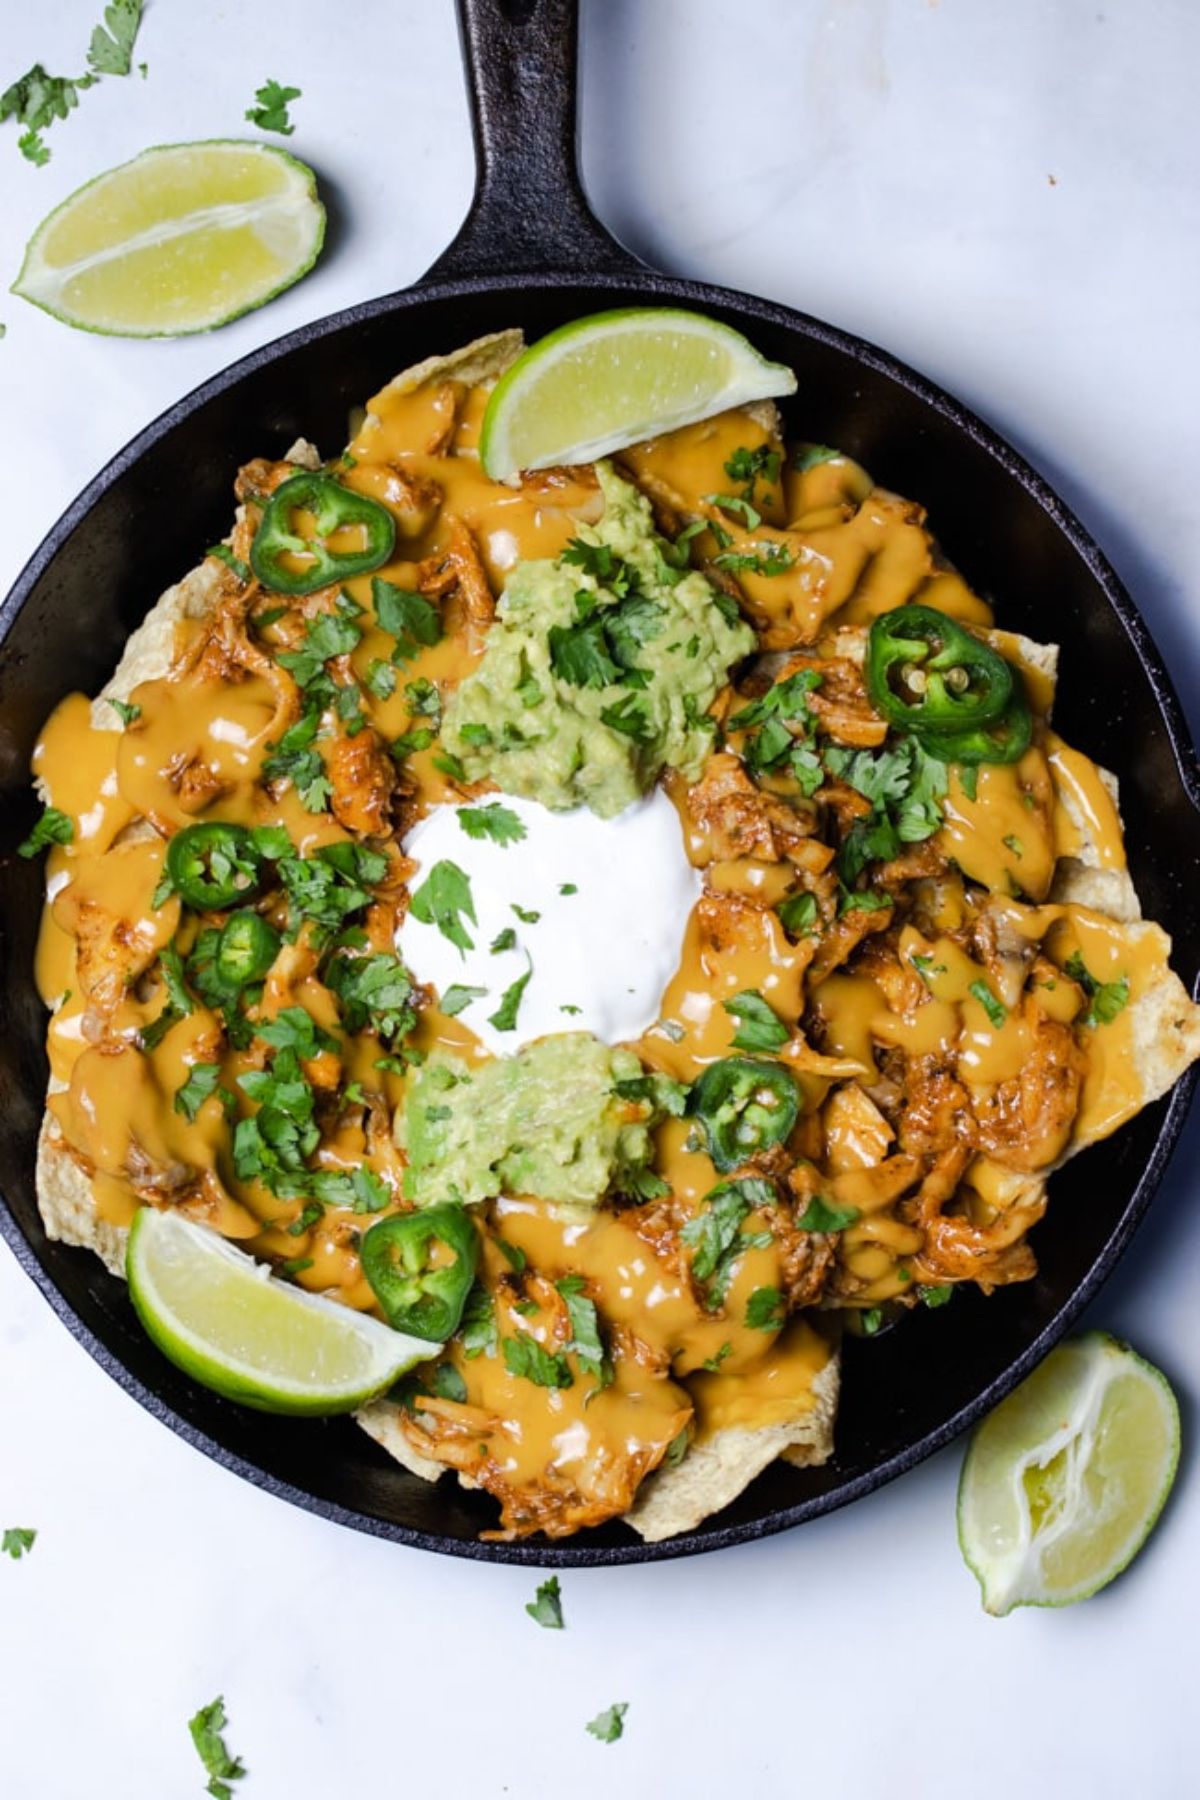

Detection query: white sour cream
(398, 789), (700, 1057)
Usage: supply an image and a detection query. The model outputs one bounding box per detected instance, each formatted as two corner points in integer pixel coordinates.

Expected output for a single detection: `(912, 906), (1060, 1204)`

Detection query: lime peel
(127, 1207), (437, 1415)
(12, 140), (325, 338)
(957, 1331), (1180, 1615)
(480, 307), (798, 480)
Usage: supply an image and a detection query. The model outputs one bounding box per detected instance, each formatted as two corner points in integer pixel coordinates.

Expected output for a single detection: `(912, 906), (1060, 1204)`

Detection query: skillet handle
(421, 0), (643, 282)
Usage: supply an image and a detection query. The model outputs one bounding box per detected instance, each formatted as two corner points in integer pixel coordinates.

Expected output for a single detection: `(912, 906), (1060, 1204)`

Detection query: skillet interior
(2, 0), (1197, 1562)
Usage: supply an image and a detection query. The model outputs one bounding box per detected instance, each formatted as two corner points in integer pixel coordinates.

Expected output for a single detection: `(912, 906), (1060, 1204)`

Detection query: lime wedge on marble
(479, 307), (797, 478)
(12, 140), (324, 337)
(127, 1208), (435, 1414)
(957, 1331), (1180, 1615)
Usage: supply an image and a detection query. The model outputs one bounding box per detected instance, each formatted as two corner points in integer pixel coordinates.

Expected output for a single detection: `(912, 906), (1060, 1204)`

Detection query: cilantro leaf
(276, 598), (363, 688)
(599, 693), (652, 742)
(796, 1195), (860, 1233)
(429, 1362), (468, 1402)
(723, 989), (789, 1053)
(2, 1527), (36, 1559)
(1063, 951), (1130, 1027)
(245, 77), (301, 135)
(410, 859), (476, 955)
(503, 1332), (573, 1389)
(604, 594), (667, 667)
(968, 978), (1008, 1030)
(489, 963), (532, 1032)
(262, 706), (331, 813)
(792, 444), (840, 472)
(87, 2), (144, 77)
(2, 65), (91, 165)
(586, 1703), (628, 1744)
(174, 1063), (230, 1124)
(613, 1073), (690, 1118)
(17, 806), (73, 858)
(713, 543), (795, 578)
(188, 1696), (245, 1798)
(208, 543), (251, 582)
(278, 841), (383, 934)
(724, 444), (781, 499)
(489, 926), (517, 953)
(920, 1283), (954, 1309)
(372, 578), (441, 660)
(106, 697), (140, 726)
(459, 1284), (498, 1359)
(526, 1574), (564, 1629)
(681, 1178), (775, 1311)
(560, 538), (629, 589)
(555, 1274), (607, 1379)
(705, 492), (762, 529)
(778, 891), (820, 938)
(745, 1285), (786, 1330)
(457, 803), (527, 846)
(548, 614), (623, 689)
(326, 950), (417, 1044)
(440, 983), (486, 1017)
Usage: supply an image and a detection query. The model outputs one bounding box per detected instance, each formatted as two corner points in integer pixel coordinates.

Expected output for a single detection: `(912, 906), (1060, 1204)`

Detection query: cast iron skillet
(1, 0), (1197, 1566)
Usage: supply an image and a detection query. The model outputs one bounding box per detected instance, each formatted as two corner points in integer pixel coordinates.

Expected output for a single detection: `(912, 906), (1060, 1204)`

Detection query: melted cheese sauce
(26, 334), (1178, 1536)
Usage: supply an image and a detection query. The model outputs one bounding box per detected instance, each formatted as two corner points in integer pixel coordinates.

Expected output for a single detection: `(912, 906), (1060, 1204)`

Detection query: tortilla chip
(1050, 765), (1141, 922)
(354, 1396), (452, 1486)
(626, 1347), (838, 1543)
(363, 330), (525, 424)
(36, 1114), (128, 1278)
(1057, 916), (1200, 1160)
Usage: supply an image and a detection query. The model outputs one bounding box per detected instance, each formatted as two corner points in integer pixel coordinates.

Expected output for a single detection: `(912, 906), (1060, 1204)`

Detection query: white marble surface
(1, 3), (1198, 1796)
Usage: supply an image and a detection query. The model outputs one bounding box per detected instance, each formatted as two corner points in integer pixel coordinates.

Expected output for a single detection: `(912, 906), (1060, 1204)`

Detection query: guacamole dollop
(442, 463), (755, 818)
(398, 1032), (659, 1209)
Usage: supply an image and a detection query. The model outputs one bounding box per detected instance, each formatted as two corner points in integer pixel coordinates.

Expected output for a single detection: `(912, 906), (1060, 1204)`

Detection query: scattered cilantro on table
(188, 1696), (246, 1799)
(245, 78), (302, 137)
(525, 1574), (565, 1629)
(586, 1702), (628, 1744)
(2, 3), (145, 165)
(2, 1527), (36, 1559)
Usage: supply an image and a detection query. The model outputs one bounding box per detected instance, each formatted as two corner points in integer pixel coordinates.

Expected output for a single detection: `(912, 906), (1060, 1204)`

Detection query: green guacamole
(399, 1033), (658, 1209)
(442, 463), (754, 817)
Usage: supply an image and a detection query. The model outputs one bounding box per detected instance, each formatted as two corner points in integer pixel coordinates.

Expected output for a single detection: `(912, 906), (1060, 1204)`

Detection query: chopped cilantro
(860, 1307), (885, 1336)
(106, 697), (140, 726)
(958, 764), (979, 802)
(430, 1363), (468, 1403)
(792, 444), (840, 472)
(88, 1), (144, 76)
(262, 706), (331, 813)
(704, 492), (762, 529)
(778, 891), (820, 938)
(724, 443), (782, 500)
(599, 692), (652, 742)
(174, 1063), (232, 1124)
(614, 1072), (690, 1118)
(745, 1286), (786, 1330)
(559, 882), (578, 895)
(326, 949), (417, 1044)
(279, 841), (385, 935)
(586, 1703), (628, 1744)
(245, 77), (301, 136)
(968, 978), (1008, 1030)
(560, 1003), (582, 1016)
(723, 989), (789, 1053)
(503, 1332), (572, 1389)
(702, 1342), (733, 1372)
(713, 543), (795, 578)
(17, 806), (73, 858)
(1063, 951), (1131, 1027)
(1003, 833), (1024, 858)
(555, 1274), (607, 1380)
(188, 1696), (245, 1799)
(2, 1527), (36, 1559)
(364, 659), (397, 701)
(511, 904), (540, 924)
(457, 802), (526, 846)
(207, 543), (251, 583)
(372, 578), (441, 660)
(681, 1177), (775, 1311)
(526, 1574), (564, 1629)
(496, 1238), (527, 1273)
(549, 613), (623, 688)
(409, 860), (476, 954)
(921, 1283), (954, 1309)
(460, 1284), (497, 1359)
(440, 983), (486, 1017)
(797, 1195), (861, 1233)
(489, 963), (532, 1032)
(433, 749), (467, 783)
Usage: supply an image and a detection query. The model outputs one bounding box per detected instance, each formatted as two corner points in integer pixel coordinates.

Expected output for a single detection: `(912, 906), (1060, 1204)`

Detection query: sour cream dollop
(398, 789), (700, 1057)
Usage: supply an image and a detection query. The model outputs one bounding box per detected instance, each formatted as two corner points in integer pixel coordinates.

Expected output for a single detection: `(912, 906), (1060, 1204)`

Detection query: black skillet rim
(1, 267), (1197, 1566)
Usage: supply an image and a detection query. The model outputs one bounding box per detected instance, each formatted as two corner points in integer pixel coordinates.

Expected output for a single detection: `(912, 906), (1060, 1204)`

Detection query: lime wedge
(126, 1208), (436, 1415)
(479, 307), (797, 479)
(12, 140), (325, 338)
(958, 1331), (1180, 1615)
